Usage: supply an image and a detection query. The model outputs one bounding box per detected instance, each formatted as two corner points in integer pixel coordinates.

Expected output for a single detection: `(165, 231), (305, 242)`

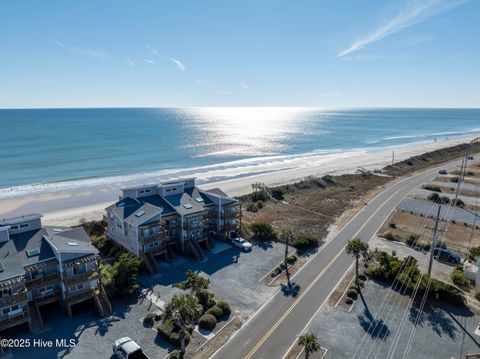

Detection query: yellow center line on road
(243, 182), (413, 359)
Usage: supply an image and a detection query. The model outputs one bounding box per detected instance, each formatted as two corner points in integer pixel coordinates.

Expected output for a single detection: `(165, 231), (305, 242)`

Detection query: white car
(113, 337), (150, 359)
(232, 237), (252, 251)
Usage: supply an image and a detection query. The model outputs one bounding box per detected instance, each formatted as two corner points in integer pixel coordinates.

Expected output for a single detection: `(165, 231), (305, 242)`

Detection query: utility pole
(392, 149), (395, 166)
(453, 155), (467, 207)
(428, 205), (442, 276)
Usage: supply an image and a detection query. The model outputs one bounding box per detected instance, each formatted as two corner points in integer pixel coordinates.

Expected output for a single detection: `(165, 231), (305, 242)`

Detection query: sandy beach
(0, 135), (477, 227)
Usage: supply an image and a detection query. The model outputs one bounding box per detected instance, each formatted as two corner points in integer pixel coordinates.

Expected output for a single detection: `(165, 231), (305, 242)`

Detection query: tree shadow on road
(280, 282), (301, 297)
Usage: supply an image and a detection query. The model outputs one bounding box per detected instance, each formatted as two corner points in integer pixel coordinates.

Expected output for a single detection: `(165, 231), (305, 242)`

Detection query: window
(66, 242), (78, 246)
(26, 248), (40, 257)
(135, 210), (146, 217)
(139, 190), (144, 194)
(183, 203), (193, 209)
(70, 283), (84, 293)
(19, 223), (29, 229)
(39, 285), (54, 295)
(145, 189), (151, 193)
(9, 225), (19, 230)
(195, 196), (204, 203)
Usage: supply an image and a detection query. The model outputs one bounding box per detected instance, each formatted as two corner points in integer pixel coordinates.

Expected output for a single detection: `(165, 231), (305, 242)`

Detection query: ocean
(0, 107), (479, 199)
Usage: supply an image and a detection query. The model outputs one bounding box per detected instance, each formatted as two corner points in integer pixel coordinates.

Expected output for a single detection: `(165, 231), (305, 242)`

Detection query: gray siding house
(0, 214), (111, 337)
(105, 178), (239, 273)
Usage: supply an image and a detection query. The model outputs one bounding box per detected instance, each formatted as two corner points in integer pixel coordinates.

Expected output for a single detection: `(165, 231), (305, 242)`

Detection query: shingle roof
(201, 188), (237, 205)
(0, 228), (56, 282)
(163, 192), (208, 216)
(45, 227), (97, 254)
(140, 195), (177, 216)
(124, 203), (163, 226)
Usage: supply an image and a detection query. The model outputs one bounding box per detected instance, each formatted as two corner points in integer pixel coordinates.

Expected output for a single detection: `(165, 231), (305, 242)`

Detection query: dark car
(438, 169), (448, 175)
(433, 248), (461, 263)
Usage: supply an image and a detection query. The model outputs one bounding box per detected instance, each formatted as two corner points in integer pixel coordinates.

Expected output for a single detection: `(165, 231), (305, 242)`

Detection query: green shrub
(469, 246), (480, 260)
(423, 185), (442, 192)
(256, 201), (264, 209)
(286, 255), (297, 264)
(358, 273), (367, 281)
(428, 192), (440, 202)
(250, 221), (276, 241)
(156, 319), (174, 339)
(169, 331), (191, 347)
(450, 177), (460, 183)
(438, 283), (466, 306)
(143, 312), (157, 325)
(345, 297), (354, 305)
(346, 290), (358, 300)
(167, 350), (182, 359)
(271, 188), (285, 200)
(439, 196), (450, 204)
(453, 199), (465, 207)
(406, 234), (420, 246)
(349, 285), (358, 293)
(206, 306), (224, 319)
(246, 203), (258, 212)
(91, 235), (113, 255)
(293, 236), (319, 249)
(381, 231), (395, 241)
(196, 289), (216, 311)
(198, 314), (217, 331)
(389, 222), (397, 228)
(252, 191), (268, 202)
(451, 268), (469, 287)
(216, 301), (231, 316)
(417, 240), (431, 252)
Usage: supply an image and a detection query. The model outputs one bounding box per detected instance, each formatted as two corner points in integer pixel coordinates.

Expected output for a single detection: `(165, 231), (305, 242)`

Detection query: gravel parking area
(308, 281), (480, 359)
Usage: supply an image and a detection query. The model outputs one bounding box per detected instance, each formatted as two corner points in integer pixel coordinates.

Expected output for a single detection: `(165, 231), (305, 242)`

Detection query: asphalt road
(211, 158), (469, 359)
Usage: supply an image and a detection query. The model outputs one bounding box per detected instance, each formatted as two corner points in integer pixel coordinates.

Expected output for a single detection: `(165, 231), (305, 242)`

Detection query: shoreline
(0, 135), (478, 227)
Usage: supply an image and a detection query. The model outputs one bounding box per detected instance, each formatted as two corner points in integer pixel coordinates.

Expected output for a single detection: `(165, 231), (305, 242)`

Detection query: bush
(428, 193), (440, 202)
(439, 196), (450, 204)
(417, 240), (431, 252)
(169, 331), (191, 347)
(453, 199), (465, 207)
(345, 297), (354, 305)
(287, 255), (297, 264)
(406, 234), (420, 246)
(252, 191), (268, 202)
(256, 201), (264, 210)
(451, 268), (469, 287)
(389, 222), (397, 228)
(381, 231), (395, 241)
(293, 236), (319, 249)
(250, 221), (276, 241)
(91, 235), (113, 256)
(423, 185), (442, 192)
(143, 312), (157, 325)
(271, 188), (285, 200)
(167, 350), (182, 359)
(358, 273), (367, 281)
(450, 176), (460, 183)
(206, 306), (224, 319)
(156, 319), (174, 339)
(246, 203), (258, 212)
(346, 290), (358, 300)
(469, 246), (480, 260)
(216, 301), (231, 316)
(349, 285), (358, 293)
(196, 289), (216, 311)
(438, 283), (466, 306)
(198, 314), (217, 330)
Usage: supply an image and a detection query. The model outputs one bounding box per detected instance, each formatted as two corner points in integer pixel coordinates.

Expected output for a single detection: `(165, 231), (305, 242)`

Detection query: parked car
(467, 155), (474, 160)
(438, 169), (448, 175)
(232, 237), (252, 251)
(113, 337), (150, 359)
(433, 248), (461, 263)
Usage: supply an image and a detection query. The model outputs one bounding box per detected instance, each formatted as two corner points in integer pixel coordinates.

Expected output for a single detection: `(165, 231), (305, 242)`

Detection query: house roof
(124, 203), (163, 226)
(45, 227), (98, 254)
(202, 188), (237, 205)
(163, 192), (207, 216)
(0, 213), (42, 226)
(0, 228), (56, 282)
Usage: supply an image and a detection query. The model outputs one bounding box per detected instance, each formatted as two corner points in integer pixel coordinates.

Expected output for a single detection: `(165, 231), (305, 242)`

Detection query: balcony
(63, 269), (99, 286)
(65, 289), (94, 305)
(34, 289), (61, 305)
(26, 272), (61, 290)
(0, 290), (29, 307)
(139, 229), (171, 243)
(221, 208), (238, 219)
(0, 311), (29, 331)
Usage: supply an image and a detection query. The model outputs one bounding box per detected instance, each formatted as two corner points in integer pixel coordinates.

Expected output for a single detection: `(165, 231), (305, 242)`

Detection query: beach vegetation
(298, 333), (321, 359)
(250, 221), (276, 241)
(206, 305), (224, 319)
(293, 236), (320, 249)
(405, 234), (420, 246)
(198, 313), (217, 330)
(423, 184), (442, 192)
(216, 300), (231, 316)
(246, 203), (258, 212)
(380, 231), (395, 241)
(271, 187), (285, 200)
(100, 252), (142, 297)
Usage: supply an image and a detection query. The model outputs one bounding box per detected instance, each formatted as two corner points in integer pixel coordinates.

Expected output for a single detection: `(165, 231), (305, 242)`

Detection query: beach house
(105, 178), (239, 273)
(0, 214), (111, 335)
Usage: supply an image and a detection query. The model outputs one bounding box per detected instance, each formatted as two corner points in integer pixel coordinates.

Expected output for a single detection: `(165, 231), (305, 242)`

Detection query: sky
(0, 0), (479, 108)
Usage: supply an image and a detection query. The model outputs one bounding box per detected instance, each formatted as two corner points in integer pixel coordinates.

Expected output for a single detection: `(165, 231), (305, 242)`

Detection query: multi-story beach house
(105, 178), (239, 273)
(0, 214), (111, 336)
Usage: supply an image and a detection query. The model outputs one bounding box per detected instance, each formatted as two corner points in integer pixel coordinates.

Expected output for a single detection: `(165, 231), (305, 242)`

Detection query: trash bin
(392, 250), (397, 257)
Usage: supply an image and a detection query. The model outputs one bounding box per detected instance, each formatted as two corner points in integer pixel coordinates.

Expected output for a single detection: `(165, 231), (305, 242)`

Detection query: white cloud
(146, 44), (159, 56)
(126, 58), (135, 66)
(144, 59), (156, 64)
(241, 81), (249, 90)
(164, 56), (186, 72)
(55, 41), (108, 60)
(337, 0), (467, 58)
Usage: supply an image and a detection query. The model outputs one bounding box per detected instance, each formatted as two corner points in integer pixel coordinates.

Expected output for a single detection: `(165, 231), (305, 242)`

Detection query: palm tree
(164, 293), (203, 356)
(280, 228), (293, 287)
(298, 332), (320, 359)
(346, 238), (369, 285)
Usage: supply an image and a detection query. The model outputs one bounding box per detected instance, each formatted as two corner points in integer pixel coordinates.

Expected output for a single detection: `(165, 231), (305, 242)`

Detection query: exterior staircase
(94, 285), (112, 318)
(192, 240), (205, 261)
(186, 240), (202, 261)
(28, 302), (44, 333)
(140, 252), (158, 274)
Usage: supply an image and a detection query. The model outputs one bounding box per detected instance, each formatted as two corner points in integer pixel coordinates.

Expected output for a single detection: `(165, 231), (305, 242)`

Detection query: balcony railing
(65, 289), (94, 305)
(139, 230), (171, 243)
(34, 289), (61, 305)
(63, 270), (99, 286)
(0, 311), (29, 330)
(0, 290), (29, 307)
(26, 272), (61, 290)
